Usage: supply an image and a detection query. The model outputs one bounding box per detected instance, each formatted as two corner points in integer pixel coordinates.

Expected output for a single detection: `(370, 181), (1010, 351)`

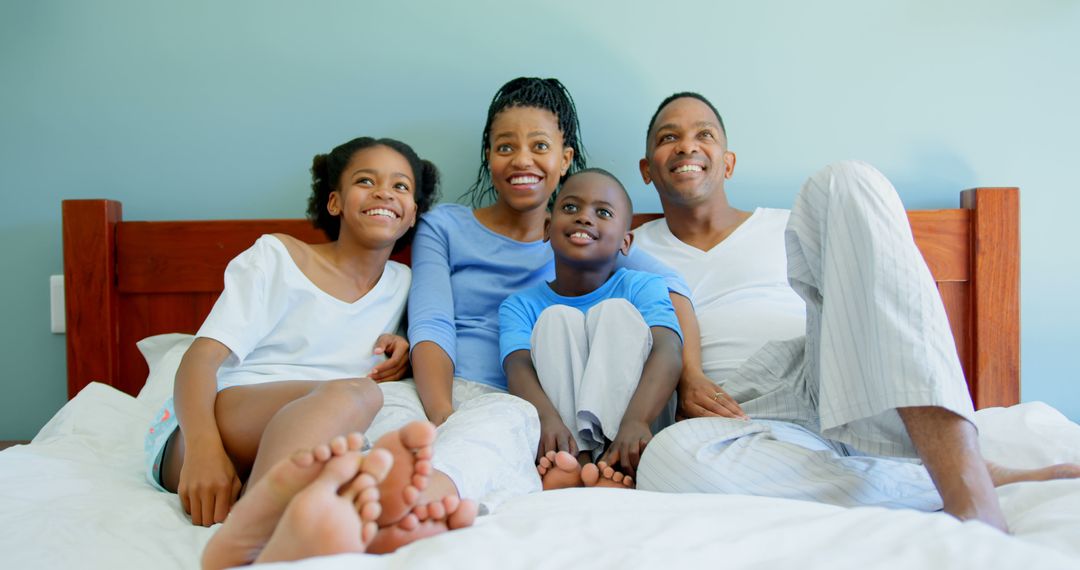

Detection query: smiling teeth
(510, 175), (540, 185)
(365, 208), (398, 219)
(570, 232), (594, 240)
(674, 164), (703, 173)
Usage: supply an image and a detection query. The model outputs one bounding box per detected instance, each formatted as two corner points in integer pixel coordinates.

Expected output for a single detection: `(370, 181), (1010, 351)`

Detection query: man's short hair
(645, 92), (727, 141)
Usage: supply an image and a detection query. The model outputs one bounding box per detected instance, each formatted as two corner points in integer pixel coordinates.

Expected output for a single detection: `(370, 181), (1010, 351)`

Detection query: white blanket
(2, 383), (1079, 569)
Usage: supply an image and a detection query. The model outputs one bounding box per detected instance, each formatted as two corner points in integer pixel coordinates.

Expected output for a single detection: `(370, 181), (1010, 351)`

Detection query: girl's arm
(602, 325), (683, 476)
(407, 215), (458, 424)
(172, 337), (239, 527)
(504, 350), (578, 460)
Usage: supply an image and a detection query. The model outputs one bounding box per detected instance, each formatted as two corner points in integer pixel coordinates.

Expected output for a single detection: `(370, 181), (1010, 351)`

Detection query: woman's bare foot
(582, 461), (634, 489)
(537, 450), (585, 490)
(367, 495), (480, 554)
(201, 433), (377, 570)
(988, 461), (1080, 487)
(252, 449), (392, 565)
(373, 421), (437, 526)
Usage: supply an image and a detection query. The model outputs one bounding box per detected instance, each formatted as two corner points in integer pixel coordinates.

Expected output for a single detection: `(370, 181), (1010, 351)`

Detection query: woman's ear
(561, 146), (574, 176)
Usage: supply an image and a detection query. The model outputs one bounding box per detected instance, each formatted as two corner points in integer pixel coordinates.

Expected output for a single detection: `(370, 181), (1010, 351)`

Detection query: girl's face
(486, 106), (574, 214)
(327, 145), (418, 247)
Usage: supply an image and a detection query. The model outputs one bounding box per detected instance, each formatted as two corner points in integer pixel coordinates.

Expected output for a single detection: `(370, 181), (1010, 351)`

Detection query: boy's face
(545, 172), (633, 266)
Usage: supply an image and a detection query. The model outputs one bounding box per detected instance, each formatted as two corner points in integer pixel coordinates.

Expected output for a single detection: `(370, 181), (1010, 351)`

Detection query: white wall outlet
(50, 274), (65, 334)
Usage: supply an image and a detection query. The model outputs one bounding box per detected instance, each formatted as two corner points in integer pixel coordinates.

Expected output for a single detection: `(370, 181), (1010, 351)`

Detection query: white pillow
(135, 333), (195, 411)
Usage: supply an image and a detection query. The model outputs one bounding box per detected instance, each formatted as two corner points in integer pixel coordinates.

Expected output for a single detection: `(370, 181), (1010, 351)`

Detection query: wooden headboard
(61, 187), (1020, 409)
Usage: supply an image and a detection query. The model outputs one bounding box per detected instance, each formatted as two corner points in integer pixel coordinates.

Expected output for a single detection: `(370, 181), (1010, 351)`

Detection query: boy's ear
(619, 230), (634, 256)
(543, 214), (552, 243)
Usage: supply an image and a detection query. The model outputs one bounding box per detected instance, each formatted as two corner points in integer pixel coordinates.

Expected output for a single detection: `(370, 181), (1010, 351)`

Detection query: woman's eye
(496, 144), (513, 153)
(535, 142), (549, 151)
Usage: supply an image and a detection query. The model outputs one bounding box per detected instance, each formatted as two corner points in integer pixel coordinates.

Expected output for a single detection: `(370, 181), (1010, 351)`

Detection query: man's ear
(543, 214), (552, 243)
(639, 158), (651, 185)
(619, 230), (634, 256)
(723, 151), (737, 179)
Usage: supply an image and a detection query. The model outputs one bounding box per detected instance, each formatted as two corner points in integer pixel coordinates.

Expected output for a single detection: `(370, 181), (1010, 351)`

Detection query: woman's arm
(670, 294), (746, 419)
(410, 341), (455, 425)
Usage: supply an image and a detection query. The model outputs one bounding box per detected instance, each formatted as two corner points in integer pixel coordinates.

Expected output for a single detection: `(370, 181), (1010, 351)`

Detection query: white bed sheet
(2, 382), (1079, 569)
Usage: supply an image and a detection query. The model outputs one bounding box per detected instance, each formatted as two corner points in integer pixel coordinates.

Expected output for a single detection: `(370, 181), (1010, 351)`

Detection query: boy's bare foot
(373, 421), (436, 526)
(537, 450), (585, 490)
(987, 461), (1080, 486)
(253, 448), (392, 565)
(202, 433), (376, 570)
(367, 495), (480, 554)
(582, 461), (634, 489)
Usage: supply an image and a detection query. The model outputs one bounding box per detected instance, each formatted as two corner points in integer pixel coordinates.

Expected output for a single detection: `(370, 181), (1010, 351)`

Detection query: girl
(145, 136), (438, 527)
(367, 78), (692, 506)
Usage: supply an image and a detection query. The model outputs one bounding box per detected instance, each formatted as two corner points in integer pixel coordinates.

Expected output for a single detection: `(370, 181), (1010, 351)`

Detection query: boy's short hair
(562, 167), (633, 229)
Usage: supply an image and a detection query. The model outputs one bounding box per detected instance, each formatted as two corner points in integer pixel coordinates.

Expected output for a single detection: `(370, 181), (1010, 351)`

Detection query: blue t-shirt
(498, 268), (683, 366)
(407, 203), (690, 391)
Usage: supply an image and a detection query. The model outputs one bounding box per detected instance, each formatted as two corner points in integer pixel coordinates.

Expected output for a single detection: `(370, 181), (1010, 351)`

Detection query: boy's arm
(670, 294), (747, 419)
(504, 350), (578, 460)
(602, 325), (683, 476)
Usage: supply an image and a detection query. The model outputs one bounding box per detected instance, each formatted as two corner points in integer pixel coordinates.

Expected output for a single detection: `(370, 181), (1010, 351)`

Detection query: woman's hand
(369, 334), (410, 382)
(177, 438), (242, 527)
(537, 413), (578, 462)
(677, 370), (747, 420)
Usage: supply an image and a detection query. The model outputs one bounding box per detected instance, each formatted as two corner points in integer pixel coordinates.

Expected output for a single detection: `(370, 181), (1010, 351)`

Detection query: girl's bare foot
(367, 495), (480, 554)
(202, 433), (373, 570)
(987, 461), (1080, 487)
(373, 421), (437, 526)
(582, 461), (635, 489)
(537, 450), (585, 490)
(252, 449), (392, 565)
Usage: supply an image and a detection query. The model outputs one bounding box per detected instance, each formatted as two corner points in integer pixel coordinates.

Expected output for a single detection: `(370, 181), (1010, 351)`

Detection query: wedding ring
(713, 391), (722, 401)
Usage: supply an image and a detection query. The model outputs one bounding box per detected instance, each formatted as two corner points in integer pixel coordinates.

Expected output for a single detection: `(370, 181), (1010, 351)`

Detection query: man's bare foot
(987, 461), (1080, 486)
(253, 447), (392, 565)
(373, 421), (436, 526)
(537, 450), (585, 490)
(367, 495), (479, 554)
(202, 433), (379, 570)
(582, 461), (634, 489)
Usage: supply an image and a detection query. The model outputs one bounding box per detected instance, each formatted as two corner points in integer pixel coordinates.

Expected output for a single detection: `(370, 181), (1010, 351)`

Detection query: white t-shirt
(197, 235), (411, 390)
(633, 208), (806, 379)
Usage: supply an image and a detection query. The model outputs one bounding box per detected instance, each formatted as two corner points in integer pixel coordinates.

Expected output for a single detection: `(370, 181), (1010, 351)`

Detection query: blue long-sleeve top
(407, 203), (690, 392)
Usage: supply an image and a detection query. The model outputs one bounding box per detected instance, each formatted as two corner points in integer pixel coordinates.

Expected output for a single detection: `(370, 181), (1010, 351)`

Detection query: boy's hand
(677, 371), (747, 420)
(369, 334), (410, 382)
(538, 413), (578, 461)
(602, 419), (652, 476)
(178, 440), (242, 527)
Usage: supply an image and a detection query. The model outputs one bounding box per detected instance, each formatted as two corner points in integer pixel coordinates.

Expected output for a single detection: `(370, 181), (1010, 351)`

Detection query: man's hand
(601, 419), (652, 476)
(369, 334), (409, 382)
(677, 370), (747, 420)
(177, 440), (242, 527)
(537, 413), (578, 462)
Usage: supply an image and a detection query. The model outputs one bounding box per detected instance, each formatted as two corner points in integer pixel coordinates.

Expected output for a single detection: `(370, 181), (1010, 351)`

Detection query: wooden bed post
(62, 199), (122, 398)
(960, 187), (1020, 409)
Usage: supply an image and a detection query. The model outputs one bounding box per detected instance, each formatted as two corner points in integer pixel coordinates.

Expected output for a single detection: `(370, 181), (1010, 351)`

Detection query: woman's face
(485, 106), (574, 214)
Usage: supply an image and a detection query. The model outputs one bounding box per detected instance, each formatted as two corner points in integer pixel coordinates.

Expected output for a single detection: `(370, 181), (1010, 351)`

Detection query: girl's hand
(177, 440), (242, 527)
(369, 334), (410, 382)
(602, 419), (652, 476)
(537, 413), (578, 462)
(677, 371), (747, 420)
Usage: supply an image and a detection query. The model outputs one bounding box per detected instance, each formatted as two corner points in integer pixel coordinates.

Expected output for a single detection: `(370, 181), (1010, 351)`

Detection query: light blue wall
(2, 1), (1077, 438)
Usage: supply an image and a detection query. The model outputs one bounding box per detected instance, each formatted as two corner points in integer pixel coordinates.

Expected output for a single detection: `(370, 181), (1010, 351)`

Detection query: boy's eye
(597, 208), (613, 218)
(561, 203), (578, 213)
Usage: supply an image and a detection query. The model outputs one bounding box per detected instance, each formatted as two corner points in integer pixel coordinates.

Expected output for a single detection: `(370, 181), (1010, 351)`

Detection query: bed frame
(61, 188), (1020, 409)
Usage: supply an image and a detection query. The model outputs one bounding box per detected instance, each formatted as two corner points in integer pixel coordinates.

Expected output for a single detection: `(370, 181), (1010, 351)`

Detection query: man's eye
(660, 134), (676, 143)
(700, 131), (714, 140)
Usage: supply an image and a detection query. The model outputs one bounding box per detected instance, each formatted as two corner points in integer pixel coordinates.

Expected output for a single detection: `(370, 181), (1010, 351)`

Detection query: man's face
(640, 97), (735, 207)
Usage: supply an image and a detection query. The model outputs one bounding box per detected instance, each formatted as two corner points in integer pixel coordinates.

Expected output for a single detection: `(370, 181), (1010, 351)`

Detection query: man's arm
(670, 294), (746, 420)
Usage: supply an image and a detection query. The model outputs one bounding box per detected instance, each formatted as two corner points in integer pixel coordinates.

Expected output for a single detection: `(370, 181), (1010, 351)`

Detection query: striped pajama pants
(637, 161), (976, 510)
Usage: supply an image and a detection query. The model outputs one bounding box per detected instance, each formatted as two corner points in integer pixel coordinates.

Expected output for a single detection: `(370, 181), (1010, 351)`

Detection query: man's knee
(804, 160), (896, 203)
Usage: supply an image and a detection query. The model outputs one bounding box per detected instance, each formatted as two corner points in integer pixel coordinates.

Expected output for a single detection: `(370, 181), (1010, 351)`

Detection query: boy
(499, 168), (683, 489)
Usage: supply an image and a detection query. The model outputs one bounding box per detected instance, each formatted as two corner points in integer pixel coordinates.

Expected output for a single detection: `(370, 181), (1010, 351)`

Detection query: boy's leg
(531, 305), (593, 453)
(579, 299), (653, 449)
(785, 161), (1002, 528)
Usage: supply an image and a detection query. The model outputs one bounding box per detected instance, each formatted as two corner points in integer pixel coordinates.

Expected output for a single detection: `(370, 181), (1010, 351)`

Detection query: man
(632, 92), (1077, 531)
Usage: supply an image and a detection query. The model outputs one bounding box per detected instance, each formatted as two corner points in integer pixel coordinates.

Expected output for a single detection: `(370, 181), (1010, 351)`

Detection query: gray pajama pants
(636, 161), (975, 510)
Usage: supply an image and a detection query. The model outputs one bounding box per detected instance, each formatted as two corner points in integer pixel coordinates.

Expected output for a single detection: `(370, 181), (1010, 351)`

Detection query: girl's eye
(597, 208), (613, 218)
(357, 177), (374, 186)
(394, 182), (411, 193)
